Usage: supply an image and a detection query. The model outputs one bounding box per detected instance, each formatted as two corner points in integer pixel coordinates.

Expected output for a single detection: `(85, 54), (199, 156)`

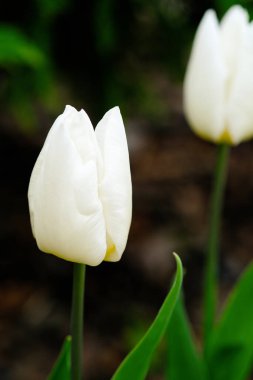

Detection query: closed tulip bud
(183, 5), (253, 145)
(28, 106), (132, 266)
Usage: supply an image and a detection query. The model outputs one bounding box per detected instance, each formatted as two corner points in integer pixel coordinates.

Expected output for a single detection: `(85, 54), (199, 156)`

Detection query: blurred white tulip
(28, 105), (132, 266)
(184, 5), (253, 145)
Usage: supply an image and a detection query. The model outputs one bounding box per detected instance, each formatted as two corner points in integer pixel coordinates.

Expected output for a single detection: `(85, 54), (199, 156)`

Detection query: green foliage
(47, 336), (71, 380)
(0, 0), (194, 131)
(0, 26), (46, 69)
(35, 0), (69, 20)
(33, 0), (70, 51)
(166, 261), (253, 380)
(111, 253), (183, 380)
(215, 0), (253, 17)
(94, 0), (117, 55)
(206, 261), (253, 380)
(0, 0), (69, 133)
(0, 24), (55, 133)
(166, 297), (207, 380)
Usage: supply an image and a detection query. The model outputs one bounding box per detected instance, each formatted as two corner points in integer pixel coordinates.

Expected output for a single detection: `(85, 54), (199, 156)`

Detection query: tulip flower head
(28, 106), (132, 266)
(183, 5), (253, 145)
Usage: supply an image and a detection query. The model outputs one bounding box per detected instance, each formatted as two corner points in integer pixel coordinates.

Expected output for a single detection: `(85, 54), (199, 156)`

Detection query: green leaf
(166, 296), (207, 380)
(47, 336), (71, 380)
(94, 0), (117, 55)
(207, 261), (253, 380)
(35, 0), (69, 19)
(0, 25), (47, 68)
(111, 253), (183, 380)
(214, 0), (253, 19)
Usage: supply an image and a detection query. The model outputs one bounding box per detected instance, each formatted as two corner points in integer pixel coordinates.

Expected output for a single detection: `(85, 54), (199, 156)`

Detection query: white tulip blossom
(183, 5), (253, 145)
(28, 106), (132, 266)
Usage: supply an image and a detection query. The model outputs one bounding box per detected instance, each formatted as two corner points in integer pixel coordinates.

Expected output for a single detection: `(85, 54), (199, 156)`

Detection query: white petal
(183, 10), (227, 142)
(28, 106), (107, 266)
(224, 19), (253, 143)
(220, 5), (248, 80)
(95, 107), (132, 262)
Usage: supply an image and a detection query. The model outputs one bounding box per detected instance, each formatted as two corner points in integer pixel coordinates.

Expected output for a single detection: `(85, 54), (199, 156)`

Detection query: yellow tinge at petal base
(218, 128), (233, 144)
(194, 127), (233, 145)
(104, 244), (116, 261)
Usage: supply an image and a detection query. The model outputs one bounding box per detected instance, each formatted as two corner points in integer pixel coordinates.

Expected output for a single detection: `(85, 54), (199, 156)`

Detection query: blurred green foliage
(0, 24), (54, 132)
(215, 0), (253, 17)
(0, 26), (46, 67)
(1, 0), (253, 133)
(0, 0), (69, 133)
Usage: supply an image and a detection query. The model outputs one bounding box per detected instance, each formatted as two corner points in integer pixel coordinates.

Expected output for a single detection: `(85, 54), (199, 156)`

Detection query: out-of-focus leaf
(36, 0), (69, 19)
(215, 0), (253, 18)
(94, 0), (117, 55)
(10, 97), (38, 133)
(206, 261), (253, 380)
(166, 296), (207, 380)
(111, 253), (183, 380)
(0, 25), (47, 68)
(47, 336), (71, 380)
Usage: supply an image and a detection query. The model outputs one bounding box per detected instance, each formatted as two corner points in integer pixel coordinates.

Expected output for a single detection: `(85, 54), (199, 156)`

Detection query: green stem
(203, 143), (230, 350)
(71, 263), (86, 380)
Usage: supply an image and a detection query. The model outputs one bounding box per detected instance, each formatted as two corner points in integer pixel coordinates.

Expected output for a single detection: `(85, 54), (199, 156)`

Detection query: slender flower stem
(71, 263), (86, 380)
(203, 143), (230, 350)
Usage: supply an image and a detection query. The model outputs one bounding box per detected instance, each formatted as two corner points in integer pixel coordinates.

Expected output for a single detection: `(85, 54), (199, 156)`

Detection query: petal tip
(106, 106), (122, 119)
(64, 105), (77, 113)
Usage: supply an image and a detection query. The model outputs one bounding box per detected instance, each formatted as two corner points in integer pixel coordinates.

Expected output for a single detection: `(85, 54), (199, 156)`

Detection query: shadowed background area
(1, 0), (253, 379)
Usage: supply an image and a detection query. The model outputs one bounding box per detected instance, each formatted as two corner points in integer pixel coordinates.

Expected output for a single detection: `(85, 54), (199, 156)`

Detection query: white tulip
(28, 105), (132, 266)
(183, 5), (253, 145)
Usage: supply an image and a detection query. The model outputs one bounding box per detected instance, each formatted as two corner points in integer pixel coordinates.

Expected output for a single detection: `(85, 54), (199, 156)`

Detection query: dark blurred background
(1, 0), (253, 379)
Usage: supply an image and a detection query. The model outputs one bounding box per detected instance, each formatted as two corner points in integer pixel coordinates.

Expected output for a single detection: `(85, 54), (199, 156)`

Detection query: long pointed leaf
(207, 261), (253, 380)
(47, 336), (71, 380)
(166, 296), (207, 380)
(112, 253), (183, 380)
